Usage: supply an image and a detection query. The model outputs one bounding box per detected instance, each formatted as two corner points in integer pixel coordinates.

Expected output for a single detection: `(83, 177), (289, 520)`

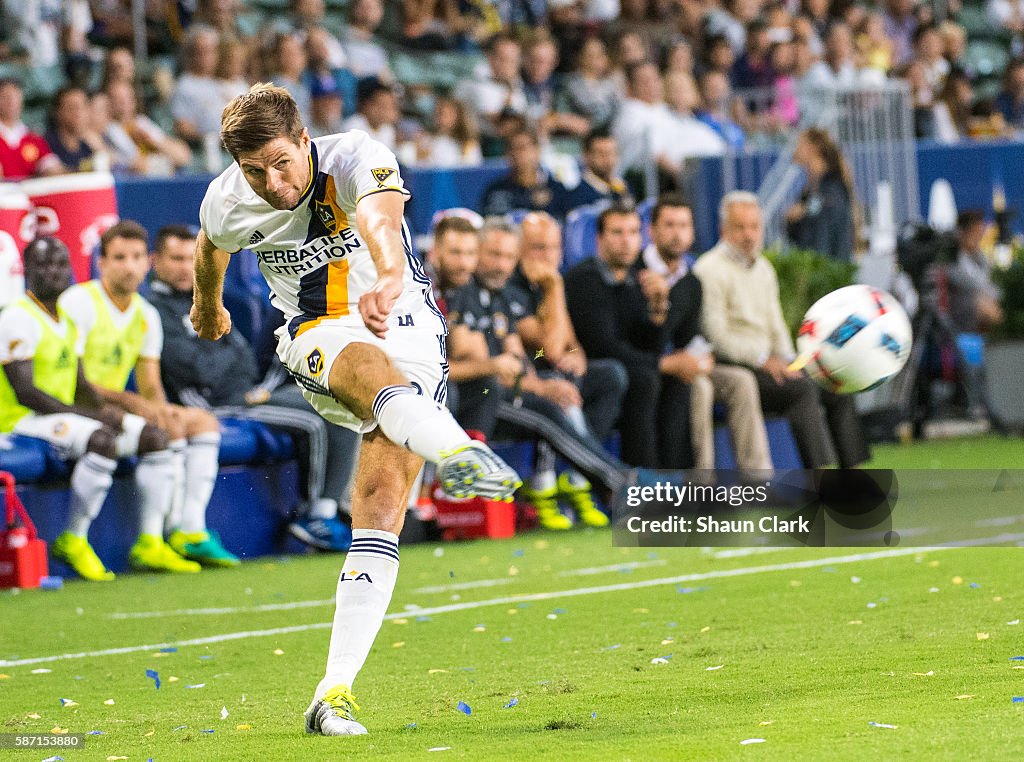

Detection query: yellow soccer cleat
(51, 531), (116, 582)
(520, 484), (573, 530)
(557, 472), (609, 528)
(438, 442), (522, 501)
(305, 684), (367, 736)
(168, 529), (240, 567)
(129, 534), (201, 574)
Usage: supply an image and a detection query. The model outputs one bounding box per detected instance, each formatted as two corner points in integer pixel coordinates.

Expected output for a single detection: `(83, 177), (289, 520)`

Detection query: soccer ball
(795, 285), (913, 394)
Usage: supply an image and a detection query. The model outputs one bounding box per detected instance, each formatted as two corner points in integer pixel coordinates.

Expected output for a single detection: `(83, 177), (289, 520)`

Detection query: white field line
(7, 538), (1022, 669)
(556, 559), (668, 576)
(411, 578), (517, 594)
(108, 598), (336, 619)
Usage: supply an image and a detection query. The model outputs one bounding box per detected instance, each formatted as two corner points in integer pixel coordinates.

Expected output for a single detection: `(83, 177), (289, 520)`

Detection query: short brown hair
(651, 194), (691, 226)
(597, 204), (638, 235)
(433, 216), (478, 245)
(220, 82), (304, 161)
(100, 220), (148, 257)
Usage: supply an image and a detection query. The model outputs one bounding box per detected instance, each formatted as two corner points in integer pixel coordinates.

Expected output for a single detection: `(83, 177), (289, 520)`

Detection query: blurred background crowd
(2, 0), (1024, 184)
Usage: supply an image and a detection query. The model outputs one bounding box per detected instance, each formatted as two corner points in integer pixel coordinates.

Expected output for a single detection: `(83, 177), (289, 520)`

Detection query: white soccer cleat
(305, 685), (368, 736)
(437, 442), (522, 502)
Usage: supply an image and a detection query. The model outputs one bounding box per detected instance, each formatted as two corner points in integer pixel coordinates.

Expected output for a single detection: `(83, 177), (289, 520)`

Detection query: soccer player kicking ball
(191, 83), (522, 737)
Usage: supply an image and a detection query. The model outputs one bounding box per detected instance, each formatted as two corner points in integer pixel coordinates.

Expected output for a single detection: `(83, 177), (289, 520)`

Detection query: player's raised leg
(326, 342), (521, 501)
(305, 426), (421, 736)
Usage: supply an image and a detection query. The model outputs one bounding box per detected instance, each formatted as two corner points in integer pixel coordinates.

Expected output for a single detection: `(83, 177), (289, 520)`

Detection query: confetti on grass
(741, 739), (766, 745)
(1013, 697), (1024, 704)
(221, 706), (229, 720)
(145, 670), (160, 689)
(504, 698), (519, 708)
(457, 701), (472, 715)
(59, 698), (78, 707)
(869, 722), (898, 729)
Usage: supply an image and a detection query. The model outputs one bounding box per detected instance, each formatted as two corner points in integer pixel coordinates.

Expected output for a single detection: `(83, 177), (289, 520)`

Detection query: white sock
(165, 438), (187, 533)
(315, 529), (400, 698)
(135, 449), (178, 537)
(66, 452), (117, 536)
(181, 432), (221, 533)
(372, 385), (471, 462)
(308, 497), (339, 520)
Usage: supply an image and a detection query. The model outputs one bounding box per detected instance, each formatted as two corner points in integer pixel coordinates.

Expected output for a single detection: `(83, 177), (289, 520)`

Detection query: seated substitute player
(59, 221), (238, 568)
(191, 83), (521, 737)
(0, 237), (182, 580)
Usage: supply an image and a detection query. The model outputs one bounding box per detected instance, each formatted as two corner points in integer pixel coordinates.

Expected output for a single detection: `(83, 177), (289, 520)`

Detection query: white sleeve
(139, 299), (163, 359)
(0, 306), (42, 364)
(57, 286), (97, 354)
(338, 132), (411, 209)
(199, 181), (245, 254)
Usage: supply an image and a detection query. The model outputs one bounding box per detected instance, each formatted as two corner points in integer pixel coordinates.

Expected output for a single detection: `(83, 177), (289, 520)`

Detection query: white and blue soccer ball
(795, 284), (913, 394)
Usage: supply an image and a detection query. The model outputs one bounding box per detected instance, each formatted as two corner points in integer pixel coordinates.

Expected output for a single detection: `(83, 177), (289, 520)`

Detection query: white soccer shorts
(277, 309), (448, 433)
(13, 412), (148, 459)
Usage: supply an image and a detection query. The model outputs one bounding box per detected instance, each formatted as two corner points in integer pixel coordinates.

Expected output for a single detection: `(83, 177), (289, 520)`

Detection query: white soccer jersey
(199, 131), (442, 340)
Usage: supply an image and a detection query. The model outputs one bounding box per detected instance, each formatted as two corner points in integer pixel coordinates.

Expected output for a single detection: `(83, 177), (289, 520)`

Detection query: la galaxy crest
(314, 200), (342, 235)
(306, 347), (324, 376)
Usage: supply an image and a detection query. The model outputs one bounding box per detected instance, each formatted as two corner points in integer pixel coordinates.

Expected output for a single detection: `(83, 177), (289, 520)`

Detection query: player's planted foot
(438, 442), (522, 501)
(51, 531), (116, 581)
(305, 685), (367, 736)
(168, 529), (241, 567)
(129, 533), (202, 573)
(557, 472), (609, 528)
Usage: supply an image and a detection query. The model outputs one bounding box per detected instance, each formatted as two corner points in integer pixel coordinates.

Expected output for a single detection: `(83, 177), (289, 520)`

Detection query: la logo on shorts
(306, 348), (325, 376)
(371, 167), (395, 186)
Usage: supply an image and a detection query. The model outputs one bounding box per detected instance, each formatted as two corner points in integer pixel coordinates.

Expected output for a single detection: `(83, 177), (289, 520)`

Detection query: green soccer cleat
(438, 442), (522, 502)
(520, 484), (573, 531)
(305, 684), (367, 736)
(51, 531), (115, 582)
(168, 529), (240, 567)
(129, 534), (202, 574)
(557, 472), (609, 528)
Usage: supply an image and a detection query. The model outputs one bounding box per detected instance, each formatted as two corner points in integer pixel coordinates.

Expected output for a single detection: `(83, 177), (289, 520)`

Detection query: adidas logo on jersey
(248, 230), (265, 246)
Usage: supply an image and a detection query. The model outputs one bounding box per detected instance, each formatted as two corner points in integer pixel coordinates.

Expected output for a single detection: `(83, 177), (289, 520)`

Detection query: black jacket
(147, 279), (258, 407)
(786, 172), (855, 262)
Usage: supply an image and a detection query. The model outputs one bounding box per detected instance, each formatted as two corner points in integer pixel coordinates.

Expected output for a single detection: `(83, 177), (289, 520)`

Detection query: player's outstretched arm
(190, 229), (233, 341)
(355, 190), (407, 339)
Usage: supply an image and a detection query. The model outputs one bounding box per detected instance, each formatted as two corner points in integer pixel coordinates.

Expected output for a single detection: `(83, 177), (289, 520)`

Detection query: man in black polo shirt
(565, 204), (696, 469)
(480, 128), (572, 218)
(447, 218), (628, 529)
(567, 130), (632, 212)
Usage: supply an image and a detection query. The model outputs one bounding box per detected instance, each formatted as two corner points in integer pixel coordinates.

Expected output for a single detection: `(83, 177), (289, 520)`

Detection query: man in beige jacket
(693, 191), (869, 468)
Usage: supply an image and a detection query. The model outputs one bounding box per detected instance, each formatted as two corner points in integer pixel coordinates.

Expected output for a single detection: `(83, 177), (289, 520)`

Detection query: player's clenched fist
(358, 273), (403, 339)
(190, 302), (232, 340)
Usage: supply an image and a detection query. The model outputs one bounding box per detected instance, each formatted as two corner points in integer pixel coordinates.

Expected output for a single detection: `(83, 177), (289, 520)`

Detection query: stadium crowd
(4, 0), (1024, 185)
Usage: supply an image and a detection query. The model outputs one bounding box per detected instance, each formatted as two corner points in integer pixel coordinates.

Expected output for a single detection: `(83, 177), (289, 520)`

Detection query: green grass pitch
(1, 435), (1022, 761)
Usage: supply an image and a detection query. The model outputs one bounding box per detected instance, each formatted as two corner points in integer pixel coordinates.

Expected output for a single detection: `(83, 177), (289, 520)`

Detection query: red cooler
(21, 172), (119, 283)
(0, 185), (31, 305)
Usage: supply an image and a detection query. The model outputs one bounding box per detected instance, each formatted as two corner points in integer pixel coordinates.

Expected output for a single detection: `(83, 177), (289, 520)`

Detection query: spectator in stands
(606, 0), (675, 54)
(172, 25), (244, 146)
(428, 214), (483, 305)
(764, 0), (794, 43)
(400, 0), (461, 50)
(996, 57), (1024, 129)
(940, 20), (968, 73)
(664, 39), (695, 78)
(342, 78), (401, 152)
(568, 129), (631, 208)
(522, 32), (590, 137)
(701, 34), (738, 78)
(304, 26), (358, 118)
(308, 74), (346, 138)
(912, 23), (950, 93)
(193, 0), (248, 43)
(0, 0), (91, 70)
(856, 11), (894, 75)
(800, 0), (831, 44)
(342, 0), (394, 83)
(456, 33), (528, 149)
(0, 237), (189, 581)
(217, 37), (253, 100)
(269, 32), (314, 127)
(148, 225), (358, 552)
(59, 221), (240, 567)
(694, 191), (870, 467)
(988, 0), (1024, 35)
(933, 69), (975, 141)
(0, 78), (64, 179)
(480, 128), (572, 218)
(804, 22), (885, 89)
(104, 81), (192, 175)
(642, 195), (772, 476)
(565, 205), (694, 469)
(901, 58), (940, 138)
(446, 219), (626, 528)
(611, 30), (652, 83)
(44, 86), (109, 173)
(705, 0), (755, 56)
(548, 0), (589, 74)
(697, 70), (747, 150)
(767, 40), (800, 129)
(949, 210), (1004, 334)
(731, 19), (776, 90)
(556, 37), (622, 132)
(785, 127), (856, 261)
(663, 71), (727, 163)
(417, 96), (483, 166)
(614, 62), (677, 180)
(884, 0), (919, 66)
(290, 0), (347, 67)
(99, 46), (137, 91)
